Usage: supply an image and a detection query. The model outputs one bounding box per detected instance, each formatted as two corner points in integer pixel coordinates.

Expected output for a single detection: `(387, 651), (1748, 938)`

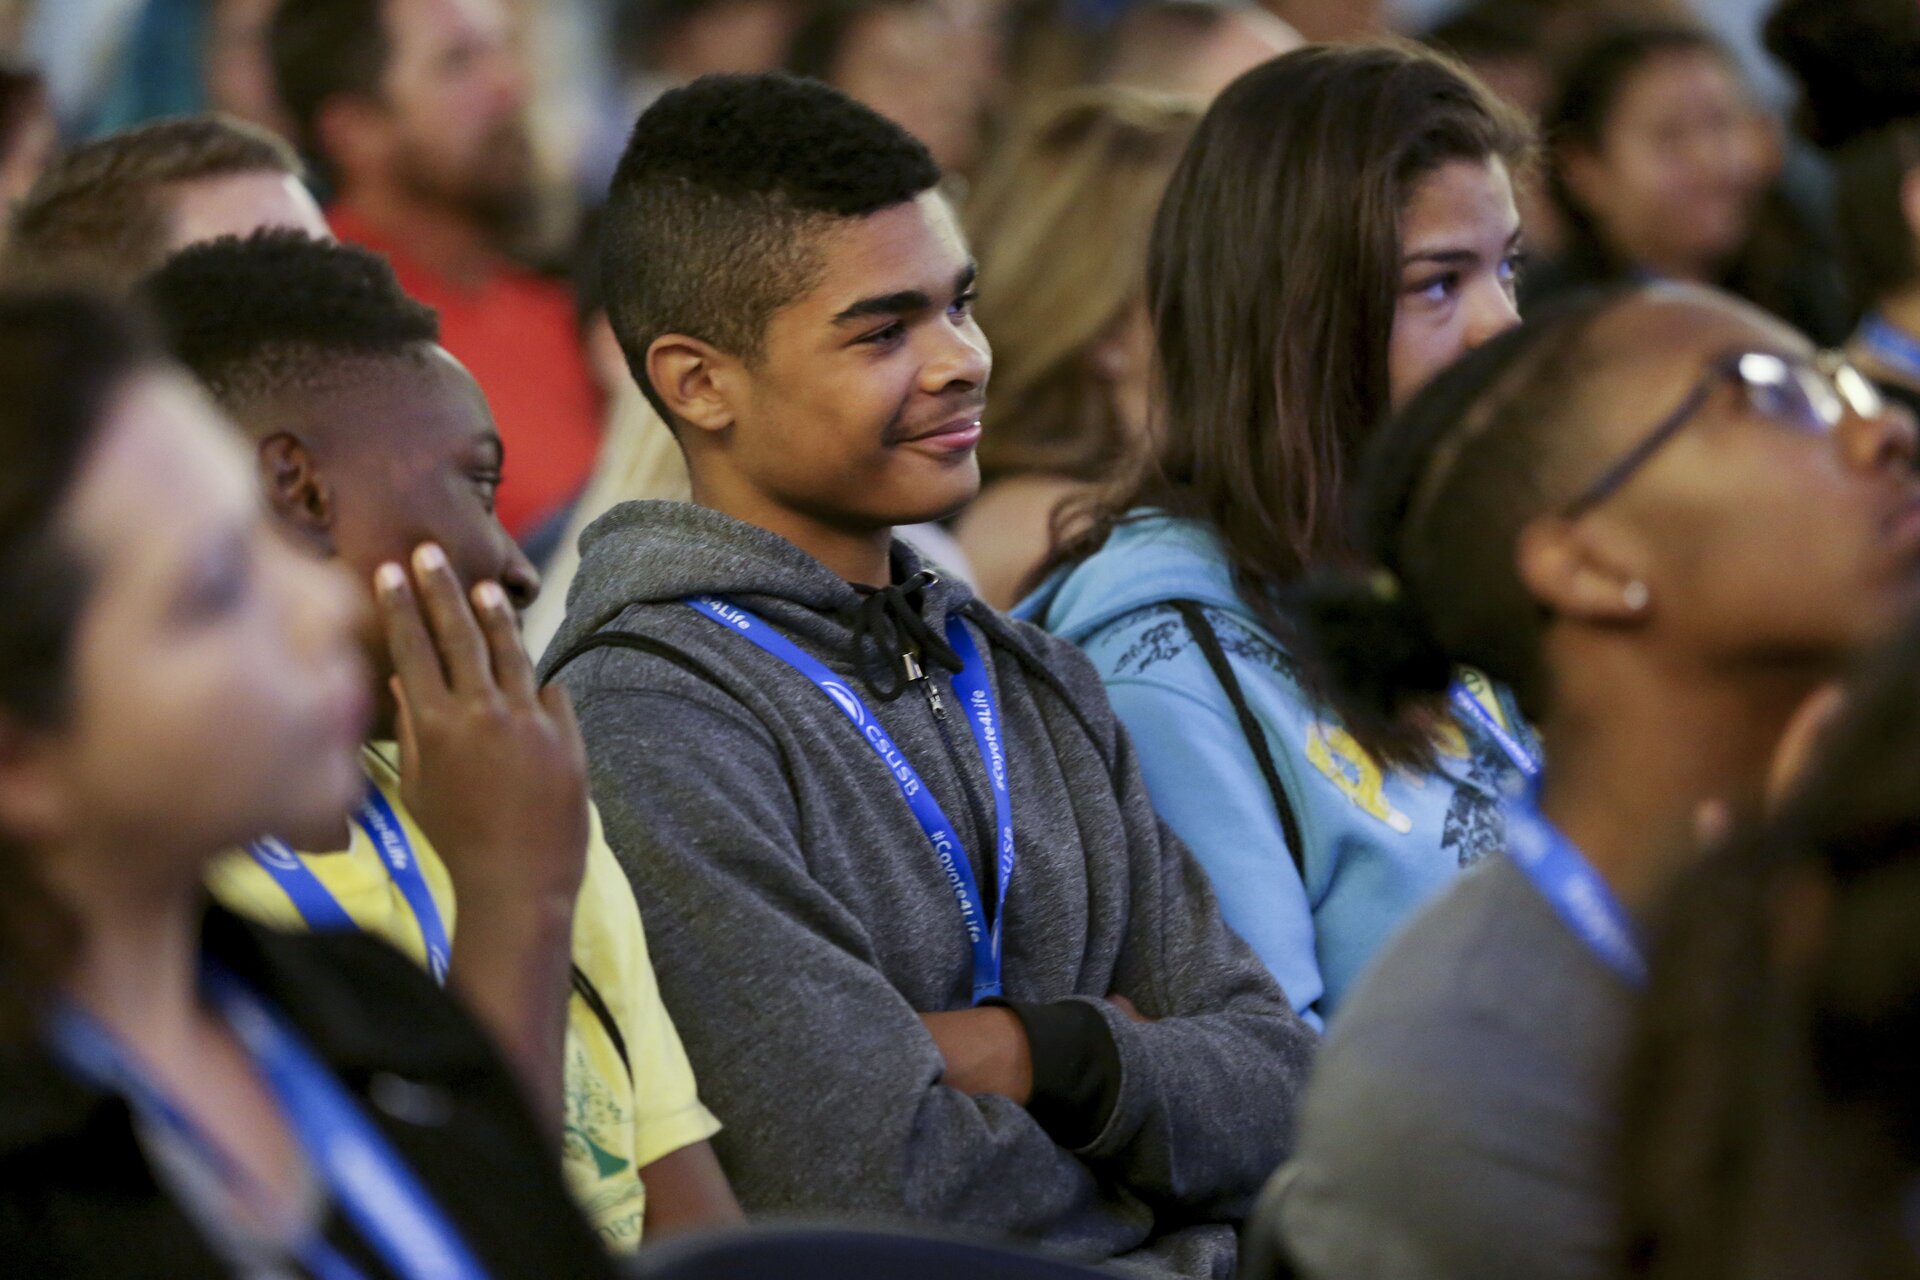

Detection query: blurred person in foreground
(1767, 0), (1920, 418)
(271, 0), (604, 552)
(1620, 608), (1920, 1280)
(955, 86), (1202, 608)
(3, 113), (326, 288)
(1250, 282), (1920, 1280)
(0, 287), (617, 1277)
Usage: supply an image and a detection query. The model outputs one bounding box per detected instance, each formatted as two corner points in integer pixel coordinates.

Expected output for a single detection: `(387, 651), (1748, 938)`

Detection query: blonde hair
(965, 87), (1202, 484)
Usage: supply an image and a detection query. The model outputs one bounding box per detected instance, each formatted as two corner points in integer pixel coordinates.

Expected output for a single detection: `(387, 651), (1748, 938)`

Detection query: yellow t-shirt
(207, 745), (720, 1253)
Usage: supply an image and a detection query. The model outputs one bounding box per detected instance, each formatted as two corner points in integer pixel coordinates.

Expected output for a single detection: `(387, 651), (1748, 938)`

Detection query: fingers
(376, 560), (449, 703)
(409, 543), (492, 695)
(472, 579), (539, 704)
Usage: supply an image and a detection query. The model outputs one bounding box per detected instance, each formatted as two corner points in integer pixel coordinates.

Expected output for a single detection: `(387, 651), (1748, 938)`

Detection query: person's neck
(46, 839), (209, 1055)
(335, 184), (501, 290)
(1535, 644), (1825, 911)
(691, 475), (895, 585)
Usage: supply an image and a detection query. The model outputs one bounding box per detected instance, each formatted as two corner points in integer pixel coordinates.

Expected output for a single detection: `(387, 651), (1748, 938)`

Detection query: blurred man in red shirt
(271, 0), (602, 546)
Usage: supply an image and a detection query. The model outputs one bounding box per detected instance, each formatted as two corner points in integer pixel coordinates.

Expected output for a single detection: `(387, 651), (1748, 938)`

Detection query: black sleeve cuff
(998, 999), (1123, 1150)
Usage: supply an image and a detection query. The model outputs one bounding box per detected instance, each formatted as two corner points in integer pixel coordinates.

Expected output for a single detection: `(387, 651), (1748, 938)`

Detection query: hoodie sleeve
(566, 675), (1117, 1233)
(1021, 627), (1320, 1216)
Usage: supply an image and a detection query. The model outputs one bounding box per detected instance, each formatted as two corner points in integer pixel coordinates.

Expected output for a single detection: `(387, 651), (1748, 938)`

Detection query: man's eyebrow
(476, 433), (504, 466)
(830, 264), (980, 326)
(833, 289), (932, 326)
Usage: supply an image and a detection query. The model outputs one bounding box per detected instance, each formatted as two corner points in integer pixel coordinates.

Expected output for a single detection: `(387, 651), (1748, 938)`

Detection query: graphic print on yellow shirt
(207, 745), (720, 1251)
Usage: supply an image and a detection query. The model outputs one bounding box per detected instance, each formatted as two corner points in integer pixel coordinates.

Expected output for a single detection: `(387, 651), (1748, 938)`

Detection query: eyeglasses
(1560, 349), (1886, 517)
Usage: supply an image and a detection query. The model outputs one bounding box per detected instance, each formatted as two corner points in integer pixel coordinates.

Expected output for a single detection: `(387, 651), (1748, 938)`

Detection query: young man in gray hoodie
(539, 72), (1314, 1279)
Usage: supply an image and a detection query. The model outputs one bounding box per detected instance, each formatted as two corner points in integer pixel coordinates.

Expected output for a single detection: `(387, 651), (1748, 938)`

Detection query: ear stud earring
(1622, 580), (1650, 612)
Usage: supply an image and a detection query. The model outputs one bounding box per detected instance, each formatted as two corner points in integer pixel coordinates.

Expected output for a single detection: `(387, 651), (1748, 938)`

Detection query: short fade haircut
(600, 72), (941, 422)
(5, 114), (303, 290)
(269, 0), (391, 185)
(142, 228), (439, 419)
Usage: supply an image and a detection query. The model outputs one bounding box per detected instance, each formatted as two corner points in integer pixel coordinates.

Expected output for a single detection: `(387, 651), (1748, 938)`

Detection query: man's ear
(1516, 513), (1654, 626)
(646, 334), (740, 437)
(257, 433), (336, 556)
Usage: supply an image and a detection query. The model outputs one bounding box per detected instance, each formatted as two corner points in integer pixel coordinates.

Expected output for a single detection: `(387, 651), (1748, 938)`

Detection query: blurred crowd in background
(0, 0), (1878, 611)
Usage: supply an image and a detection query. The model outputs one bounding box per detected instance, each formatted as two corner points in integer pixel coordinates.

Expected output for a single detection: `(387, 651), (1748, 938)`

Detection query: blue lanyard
(1861, 313), (1920, 383)
(686, 596), (1016, 1003)
(1503, 789), (1645, 985)
(48, 966), (490, 1280)
(246, 786), (451, 985)
(1448, 680), (1541, 779)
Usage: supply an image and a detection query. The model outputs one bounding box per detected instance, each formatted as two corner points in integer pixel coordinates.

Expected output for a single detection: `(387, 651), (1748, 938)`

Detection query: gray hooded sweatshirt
(537, 502), (1314, 1278)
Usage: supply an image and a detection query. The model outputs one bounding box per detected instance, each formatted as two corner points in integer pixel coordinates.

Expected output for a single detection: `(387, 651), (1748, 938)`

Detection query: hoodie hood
(537, 499), (972, 679)
(1024, 513), (1268, 646)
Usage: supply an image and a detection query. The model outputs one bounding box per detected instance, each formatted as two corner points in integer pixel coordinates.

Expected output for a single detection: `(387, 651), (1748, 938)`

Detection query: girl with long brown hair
(1027, 42), (1534, 1026)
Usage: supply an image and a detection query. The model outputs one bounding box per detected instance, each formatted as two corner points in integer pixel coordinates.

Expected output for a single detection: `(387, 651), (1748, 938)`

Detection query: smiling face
(683, 190), (992, 535)
(43, 370), (370, 860)
(1388, 154), (1525, 412)
(1563, 48), (1764, 279)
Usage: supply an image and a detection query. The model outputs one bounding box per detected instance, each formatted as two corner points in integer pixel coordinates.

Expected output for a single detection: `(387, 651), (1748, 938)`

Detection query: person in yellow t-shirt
(144, 231), (742, 1249)
(208, 744), (721, 1250)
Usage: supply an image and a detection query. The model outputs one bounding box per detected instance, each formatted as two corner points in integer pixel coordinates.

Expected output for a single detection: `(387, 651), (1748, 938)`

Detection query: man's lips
(896, 408), (987, 450)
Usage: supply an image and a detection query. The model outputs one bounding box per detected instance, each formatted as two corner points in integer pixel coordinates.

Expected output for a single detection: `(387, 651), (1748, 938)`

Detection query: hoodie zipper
(901, 645), (947, 719)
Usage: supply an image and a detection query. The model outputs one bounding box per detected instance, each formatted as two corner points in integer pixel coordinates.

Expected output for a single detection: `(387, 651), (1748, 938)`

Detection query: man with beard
(271, 0), (603, 549)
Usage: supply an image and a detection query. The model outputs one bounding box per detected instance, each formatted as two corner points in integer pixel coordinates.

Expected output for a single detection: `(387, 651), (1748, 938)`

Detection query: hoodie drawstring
(850, 570), (964, 715)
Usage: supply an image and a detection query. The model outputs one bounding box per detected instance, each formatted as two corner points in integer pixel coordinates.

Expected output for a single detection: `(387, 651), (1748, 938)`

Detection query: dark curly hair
(600, 72), (941, 422)
(141, 229), (439, 414)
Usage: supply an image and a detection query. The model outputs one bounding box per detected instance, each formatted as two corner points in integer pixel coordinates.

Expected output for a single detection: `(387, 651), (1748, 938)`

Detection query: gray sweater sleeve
(571, 682), (1115, 1231)
(1035, 634), (1318, 1215)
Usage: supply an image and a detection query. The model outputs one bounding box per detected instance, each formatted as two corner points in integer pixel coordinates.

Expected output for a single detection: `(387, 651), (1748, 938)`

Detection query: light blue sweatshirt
(1023, 515), (1536, 1027)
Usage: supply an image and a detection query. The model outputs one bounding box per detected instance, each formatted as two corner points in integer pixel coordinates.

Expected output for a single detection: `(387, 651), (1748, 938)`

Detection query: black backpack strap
(570, 963), (631, 1081)
(1168, 600), (1307, 880)
(542, 628), (736, 691)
